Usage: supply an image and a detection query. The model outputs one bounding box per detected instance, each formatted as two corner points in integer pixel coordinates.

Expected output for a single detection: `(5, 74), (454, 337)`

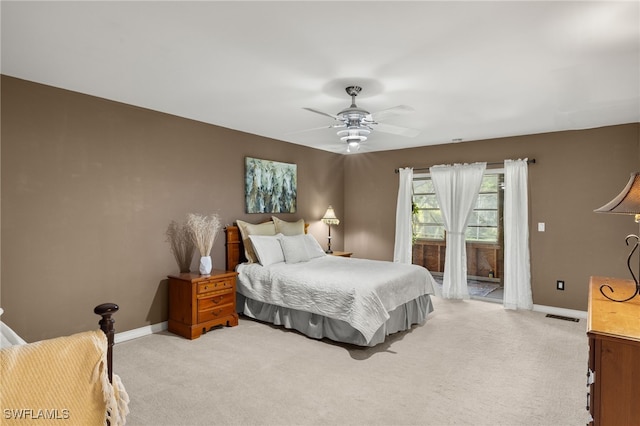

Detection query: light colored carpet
(433, 277), (501, 297)
(114, 296), (589, 425)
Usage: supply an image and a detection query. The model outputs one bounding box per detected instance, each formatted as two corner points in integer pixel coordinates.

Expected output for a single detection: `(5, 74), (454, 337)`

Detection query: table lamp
(321, 206), (340, 254)
(594, 172), (640, 302)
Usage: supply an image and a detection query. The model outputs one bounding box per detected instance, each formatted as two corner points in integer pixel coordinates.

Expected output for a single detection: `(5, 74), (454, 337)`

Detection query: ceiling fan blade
(286, 122), (348, 135)
(285, 124), (335, 135)
(372, 122), (421, 138)
(370, 105), (415, 121)
(303, 107), (339, 120)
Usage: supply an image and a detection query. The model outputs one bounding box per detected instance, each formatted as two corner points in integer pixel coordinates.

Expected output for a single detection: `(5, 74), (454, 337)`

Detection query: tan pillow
(272, 217), (305, 236)
(236, 220), (276, 263)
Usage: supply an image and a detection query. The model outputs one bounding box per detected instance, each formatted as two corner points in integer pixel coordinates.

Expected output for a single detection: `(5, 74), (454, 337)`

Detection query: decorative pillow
(236, 220), (276, 263)
(279, 234), (311, 264)
(304, 234), (326, 259)
(249, 234), (285, 266)
(272, 217), (305, 236)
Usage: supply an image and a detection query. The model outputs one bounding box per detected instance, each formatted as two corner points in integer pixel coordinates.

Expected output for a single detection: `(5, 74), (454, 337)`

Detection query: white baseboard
(113, 303), (587, 343)
(533, 304), (587, 320)
(114, 321), (168, 344)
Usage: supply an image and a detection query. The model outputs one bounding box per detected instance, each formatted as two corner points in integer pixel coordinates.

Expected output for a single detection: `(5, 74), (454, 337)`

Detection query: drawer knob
(586, 392), (590, 411)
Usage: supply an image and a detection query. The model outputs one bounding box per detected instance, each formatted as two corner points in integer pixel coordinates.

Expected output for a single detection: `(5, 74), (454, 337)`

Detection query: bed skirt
(238, 294), (434, 347)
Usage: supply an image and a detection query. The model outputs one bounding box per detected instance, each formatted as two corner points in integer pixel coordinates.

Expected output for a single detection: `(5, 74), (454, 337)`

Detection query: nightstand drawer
(198, 278), (234, 294)
(198, 304), (235, 323)
(198, 291), (234, 310)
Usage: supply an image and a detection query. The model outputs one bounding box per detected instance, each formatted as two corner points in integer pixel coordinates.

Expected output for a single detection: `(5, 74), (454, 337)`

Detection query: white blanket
(237, 256), (436, 343)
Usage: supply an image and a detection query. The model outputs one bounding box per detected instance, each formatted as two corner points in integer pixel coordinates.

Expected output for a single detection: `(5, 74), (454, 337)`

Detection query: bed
(225, 219), (436, 347)
(0, 303), (129, 425)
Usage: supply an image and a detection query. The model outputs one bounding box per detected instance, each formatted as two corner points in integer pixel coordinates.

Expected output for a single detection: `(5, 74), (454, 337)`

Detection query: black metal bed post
(94, 303), (119, 384)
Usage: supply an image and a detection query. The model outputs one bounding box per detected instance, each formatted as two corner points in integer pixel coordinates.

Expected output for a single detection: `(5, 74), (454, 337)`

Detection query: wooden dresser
(587, 276), (640, 425)
(168, 270), (238, 339)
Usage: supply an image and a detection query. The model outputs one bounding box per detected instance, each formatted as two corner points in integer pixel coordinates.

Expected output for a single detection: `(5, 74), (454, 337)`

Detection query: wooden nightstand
(330, 251), (353, 257)
(168, 270), (238, 339)
(587, 276), (640, 424)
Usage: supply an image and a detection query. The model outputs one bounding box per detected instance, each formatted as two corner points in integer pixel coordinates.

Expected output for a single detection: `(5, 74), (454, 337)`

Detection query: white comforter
(237, 256), (436, 343)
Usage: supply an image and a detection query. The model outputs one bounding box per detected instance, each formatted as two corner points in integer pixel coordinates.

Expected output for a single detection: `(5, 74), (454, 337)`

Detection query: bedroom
(1, 1), (639, 424)
(4, 74), (637, 335)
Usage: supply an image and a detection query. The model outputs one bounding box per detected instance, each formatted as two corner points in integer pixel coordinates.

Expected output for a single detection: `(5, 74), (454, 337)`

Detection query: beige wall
(2, 75), (639, 341)
(344, 123), (640, 311)
(1, 76), (344, 341)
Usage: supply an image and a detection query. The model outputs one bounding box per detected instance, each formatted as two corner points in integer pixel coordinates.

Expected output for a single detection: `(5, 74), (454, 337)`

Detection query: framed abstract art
(245, 157), (297, 213)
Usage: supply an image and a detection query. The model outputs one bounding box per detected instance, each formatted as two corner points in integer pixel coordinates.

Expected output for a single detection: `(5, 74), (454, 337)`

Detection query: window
(412, 178), (444, 240)
(412, 173), (503, 243)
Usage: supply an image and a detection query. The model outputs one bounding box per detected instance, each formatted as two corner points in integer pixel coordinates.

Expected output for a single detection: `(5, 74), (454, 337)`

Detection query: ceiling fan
(304, 86), (420, 152)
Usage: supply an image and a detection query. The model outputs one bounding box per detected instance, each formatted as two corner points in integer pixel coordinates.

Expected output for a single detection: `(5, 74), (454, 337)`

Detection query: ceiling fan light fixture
(337, 127), (370, 142)
(346, 140), (361, 153)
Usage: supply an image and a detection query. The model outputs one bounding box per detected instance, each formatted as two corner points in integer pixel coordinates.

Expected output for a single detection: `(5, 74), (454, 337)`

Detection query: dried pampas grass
(165, 220), (196, 273)
(187, 213), (221, 257)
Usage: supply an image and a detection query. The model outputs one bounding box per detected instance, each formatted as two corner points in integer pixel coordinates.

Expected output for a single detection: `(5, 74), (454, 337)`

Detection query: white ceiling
(2, 1), (639, 154)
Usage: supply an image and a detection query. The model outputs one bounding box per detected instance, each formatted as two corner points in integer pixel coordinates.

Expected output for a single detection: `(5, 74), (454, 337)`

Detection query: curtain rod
(394, 158), (536, 173)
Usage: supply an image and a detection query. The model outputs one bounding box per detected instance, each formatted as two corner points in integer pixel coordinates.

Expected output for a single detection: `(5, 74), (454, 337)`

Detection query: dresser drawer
(197, 304), (235, 324)
(198, 291), (234, 310)
(198, 278), (234, 294)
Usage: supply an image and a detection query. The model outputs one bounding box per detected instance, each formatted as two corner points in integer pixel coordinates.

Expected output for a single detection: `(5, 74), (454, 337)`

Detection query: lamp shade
(595, 172), (640, 215)
(321, 206), (340, 225)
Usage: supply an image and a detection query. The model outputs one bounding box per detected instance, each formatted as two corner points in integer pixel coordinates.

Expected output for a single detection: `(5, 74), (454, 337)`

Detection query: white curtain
(394, 168), (414, 264)
(503, 159), (533, 310)
(430, 163), (486, 299)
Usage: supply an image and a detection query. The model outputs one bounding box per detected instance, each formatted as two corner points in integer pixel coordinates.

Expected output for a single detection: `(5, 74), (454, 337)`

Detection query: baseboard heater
(545, 313), (579, 322)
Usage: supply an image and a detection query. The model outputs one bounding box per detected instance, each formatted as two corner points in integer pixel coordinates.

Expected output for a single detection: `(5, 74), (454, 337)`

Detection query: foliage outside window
(412, 174), (502, 243)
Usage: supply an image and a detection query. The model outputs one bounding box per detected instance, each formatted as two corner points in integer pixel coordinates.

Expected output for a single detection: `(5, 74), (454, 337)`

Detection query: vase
(199, 256), (212, 275)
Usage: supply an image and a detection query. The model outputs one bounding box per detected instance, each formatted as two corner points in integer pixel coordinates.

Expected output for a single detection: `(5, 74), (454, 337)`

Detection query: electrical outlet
(556, 280), (565, 291)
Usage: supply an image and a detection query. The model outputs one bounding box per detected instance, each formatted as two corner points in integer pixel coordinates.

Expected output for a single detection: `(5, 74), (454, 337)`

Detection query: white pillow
(248, 234), (285, 266)
(279, 234), (311, 263)
(304, 234), (326, 259)
(236, 220), (276, 263)
(272, 217), (305, 236)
